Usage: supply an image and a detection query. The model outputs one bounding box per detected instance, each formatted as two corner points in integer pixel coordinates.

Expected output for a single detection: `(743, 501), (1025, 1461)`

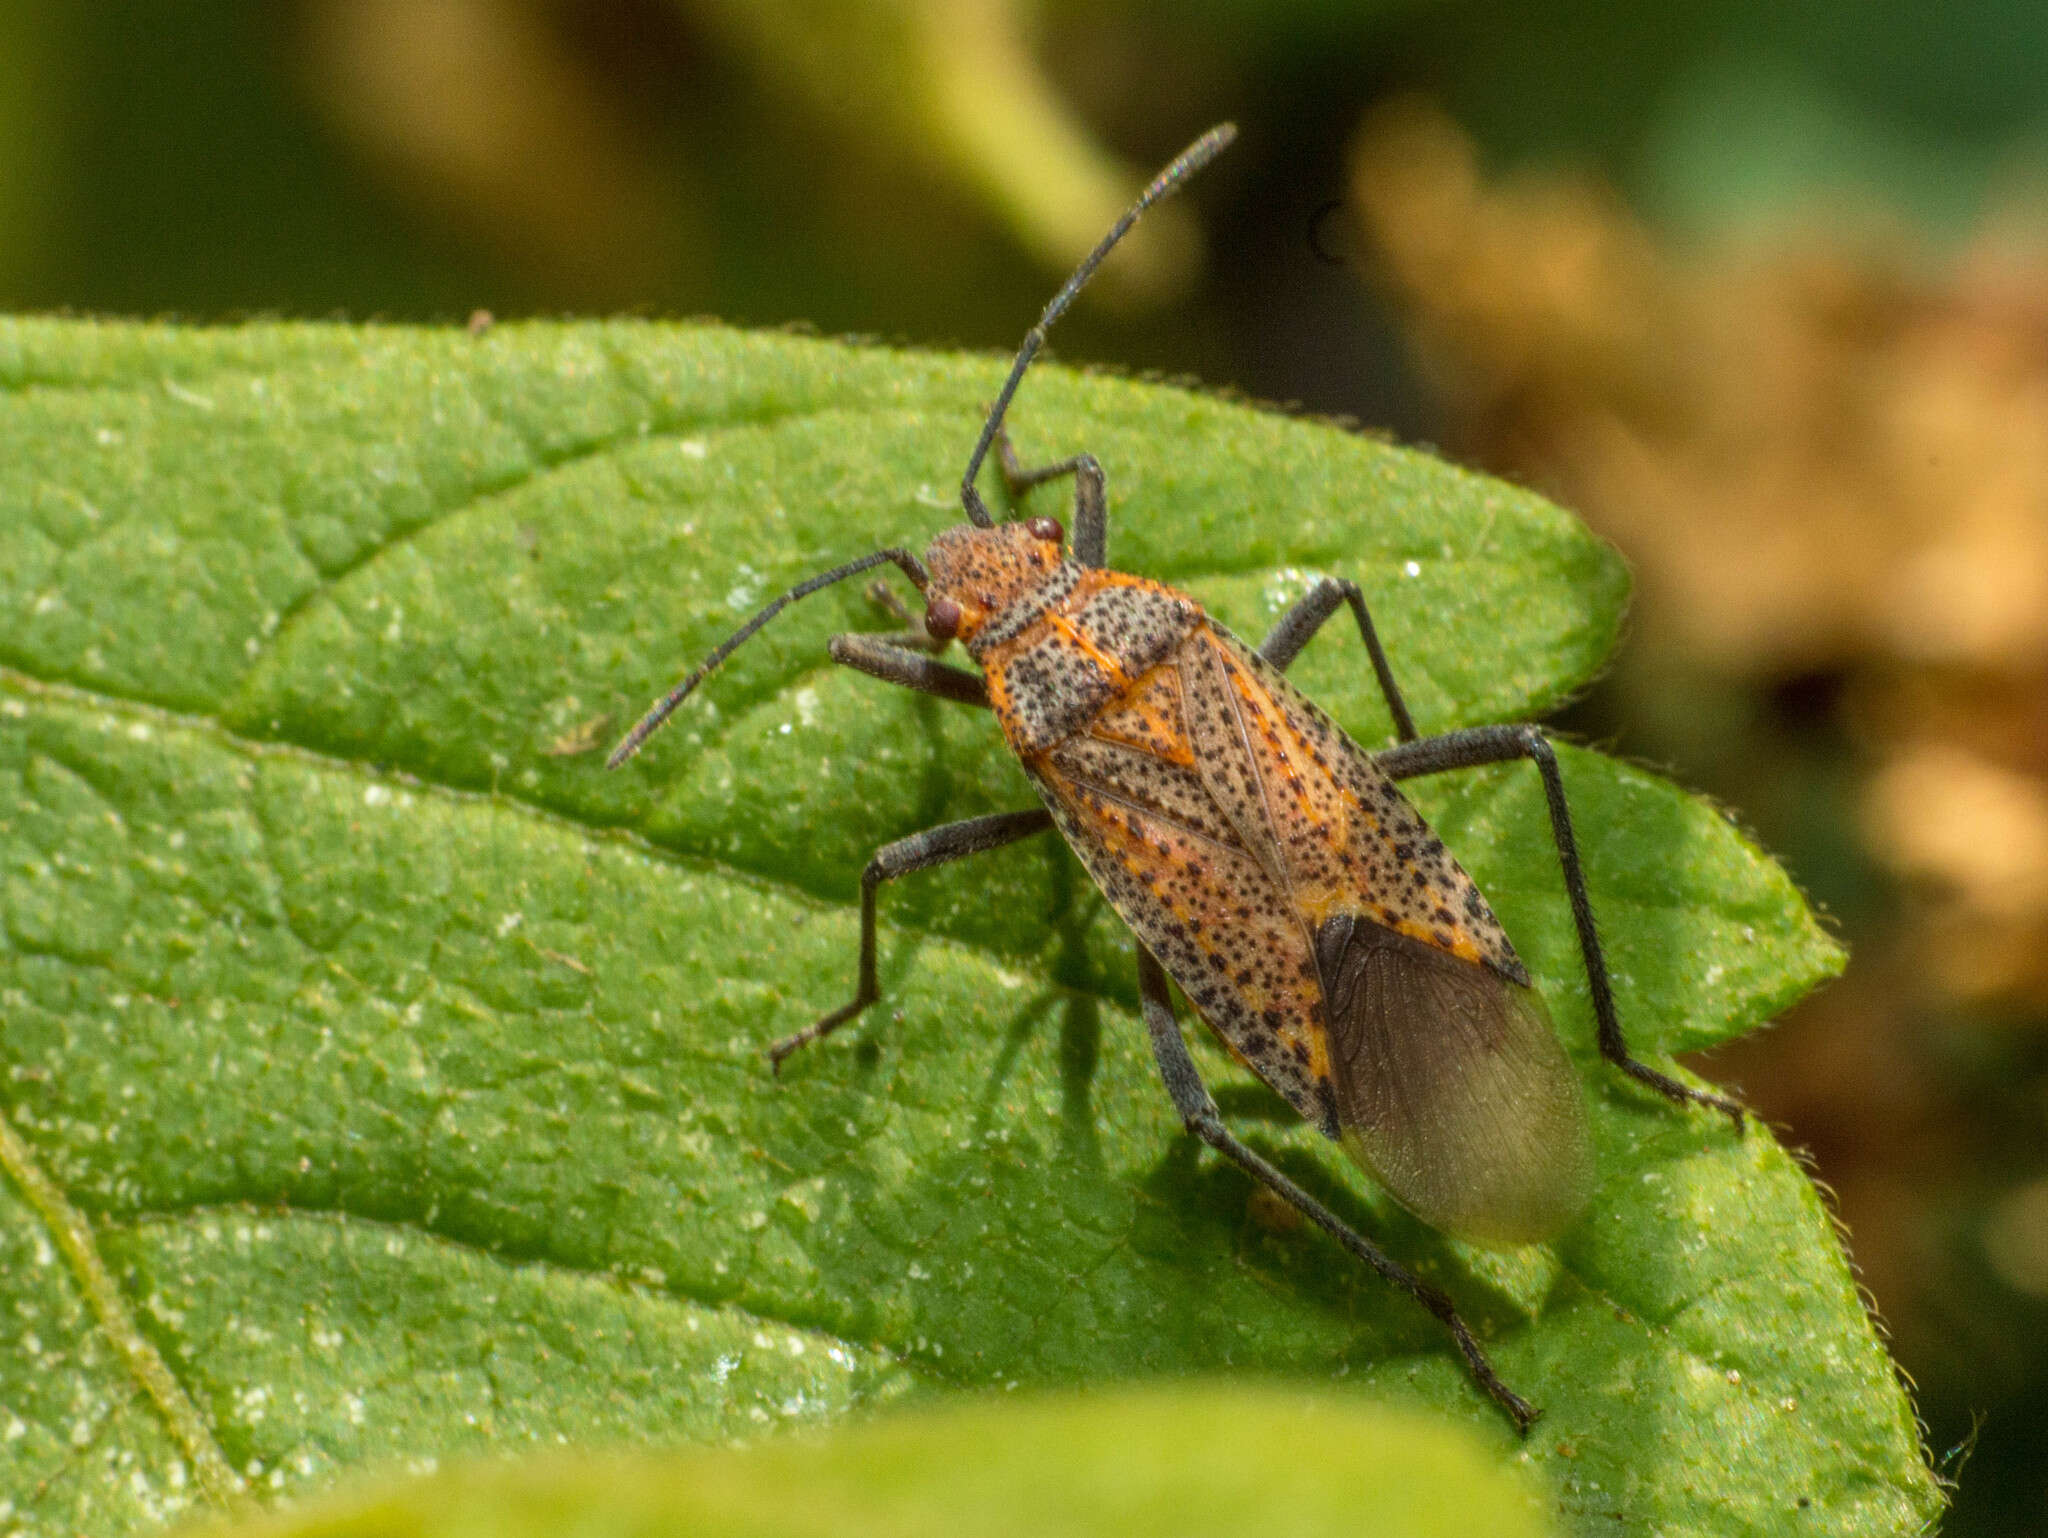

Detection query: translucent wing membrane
(1318, 915), (1593, 1247)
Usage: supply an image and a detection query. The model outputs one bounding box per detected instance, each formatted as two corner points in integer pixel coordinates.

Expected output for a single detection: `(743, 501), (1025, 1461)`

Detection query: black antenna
(607, 547), (928, 768)
(959, 123), (1238, 527)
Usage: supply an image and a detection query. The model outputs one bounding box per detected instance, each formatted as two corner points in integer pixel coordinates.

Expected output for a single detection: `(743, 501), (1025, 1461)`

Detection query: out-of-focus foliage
(293, 0), (1201, 310)
(178, 1390), (1560, 1538)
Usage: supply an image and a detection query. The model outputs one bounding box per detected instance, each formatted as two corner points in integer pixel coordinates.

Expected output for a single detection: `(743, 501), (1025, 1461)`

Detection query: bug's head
(920, 516), (1067, 647)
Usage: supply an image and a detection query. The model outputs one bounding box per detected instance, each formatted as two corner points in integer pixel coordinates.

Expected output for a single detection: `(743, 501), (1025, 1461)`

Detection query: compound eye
(924, 596), (964, 642)
(1026, 515), (1065, 546)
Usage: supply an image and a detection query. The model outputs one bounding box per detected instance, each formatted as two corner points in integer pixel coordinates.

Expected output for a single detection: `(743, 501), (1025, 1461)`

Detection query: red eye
(925, 597), (963, 641)
(1026, 515), (1064, 546)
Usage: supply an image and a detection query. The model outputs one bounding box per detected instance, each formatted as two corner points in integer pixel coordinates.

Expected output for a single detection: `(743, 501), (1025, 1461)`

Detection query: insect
(608, 123), (1744, 1430)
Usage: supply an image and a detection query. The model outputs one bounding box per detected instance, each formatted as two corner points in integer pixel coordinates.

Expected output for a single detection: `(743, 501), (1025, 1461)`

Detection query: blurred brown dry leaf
(294, 0), (1201, 309)
(1863, 745), (2048, 996)
(1351, 96), (2048, 1009)
(1352, 97), (2048, 675)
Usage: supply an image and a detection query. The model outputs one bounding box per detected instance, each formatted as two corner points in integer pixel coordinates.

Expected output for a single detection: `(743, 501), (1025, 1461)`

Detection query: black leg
(1136, 950), (1537, 1432)
(1376, 724), (1746, 1128)
(770, 810), (1054, 1069)
(1257, 577), (1418, 742)
(828, 633), (990, 708)
(995, 427), (1110, 569)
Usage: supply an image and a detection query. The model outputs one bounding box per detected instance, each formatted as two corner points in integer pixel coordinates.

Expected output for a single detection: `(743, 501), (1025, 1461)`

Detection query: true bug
(609, 123), (1745, 1430)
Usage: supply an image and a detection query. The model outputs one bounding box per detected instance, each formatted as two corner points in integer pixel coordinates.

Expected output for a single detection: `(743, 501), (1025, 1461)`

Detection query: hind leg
(1375, 724), (1745, 1127)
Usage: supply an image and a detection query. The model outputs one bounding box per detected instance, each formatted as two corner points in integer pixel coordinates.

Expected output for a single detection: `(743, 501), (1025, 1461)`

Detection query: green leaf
(0, 318), (1939, 1536)
(182, 1387), (1560, 1538)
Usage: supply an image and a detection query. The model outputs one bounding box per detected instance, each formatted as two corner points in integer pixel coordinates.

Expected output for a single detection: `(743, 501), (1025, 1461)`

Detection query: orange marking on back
(1038, 739), (1336, 1090)
(1088, 664), (1197, 766)
(1202, 627), (1497, 969)
(1068, 568), (1186, 602)
(1090, 803), (1328, 1025)
(1046, 610), (1134, 688)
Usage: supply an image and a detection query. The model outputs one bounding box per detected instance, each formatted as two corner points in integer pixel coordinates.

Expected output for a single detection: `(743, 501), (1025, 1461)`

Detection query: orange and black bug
(608, 124), (1745, 1430)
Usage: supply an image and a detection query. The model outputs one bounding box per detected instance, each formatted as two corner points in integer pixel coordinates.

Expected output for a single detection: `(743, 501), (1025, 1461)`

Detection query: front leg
(994, 426), (1110, 569)
(1376, 724), (1746, 1128)
(829, 633), (989, 708)
(1136, 949), (1539, 1433)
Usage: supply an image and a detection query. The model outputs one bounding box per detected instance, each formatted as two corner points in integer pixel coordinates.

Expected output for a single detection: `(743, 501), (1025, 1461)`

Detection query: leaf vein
(0, 1100), (246, 1505)
(252, 399), (843, 672)
(104, 1198), (912, 1377)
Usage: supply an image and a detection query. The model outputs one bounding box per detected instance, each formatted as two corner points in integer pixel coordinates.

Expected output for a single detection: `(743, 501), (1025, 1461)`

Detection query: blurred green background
(9, 1), (2048, 1530)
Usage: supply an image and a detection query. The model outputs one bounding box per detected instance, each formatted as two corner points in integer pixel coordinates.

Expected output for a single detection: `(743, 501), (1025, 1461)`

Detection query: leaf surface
(0, 318), (1937, 1536)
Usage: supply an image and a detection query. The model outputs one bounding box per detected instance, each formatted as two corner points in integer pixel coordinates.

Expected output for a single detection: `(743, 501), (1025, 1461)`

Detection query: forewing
(1319, 915), (1593, 1247)
(1175, 626), (1527, 981)
(1028, 667), (1343, 1136)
